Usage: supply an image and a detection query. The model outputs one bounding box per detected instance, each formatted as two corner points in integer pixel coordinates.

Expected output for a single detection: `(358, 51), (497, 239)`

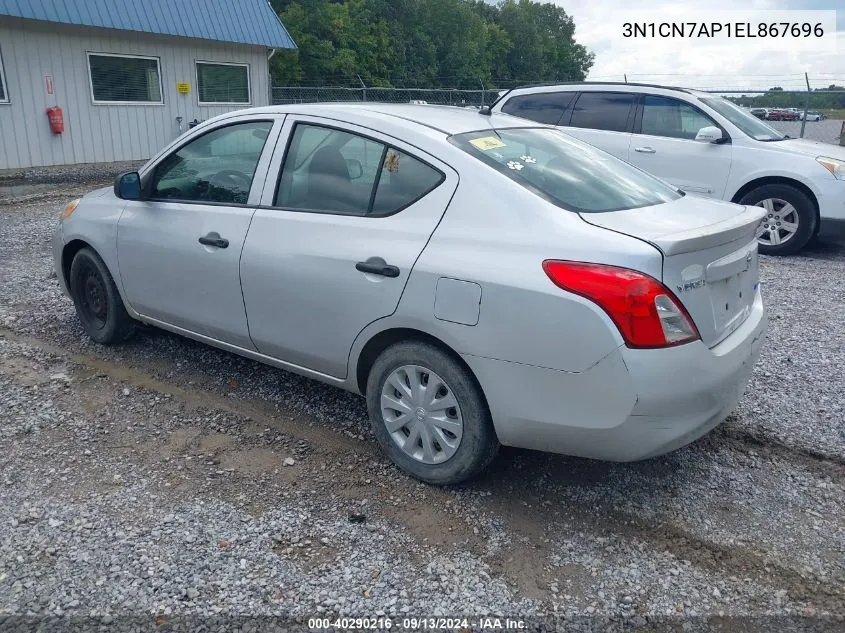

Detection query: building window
(87, 53), (163, 104)
(0, 46), (9, 103)
(196, 62), (250, 105)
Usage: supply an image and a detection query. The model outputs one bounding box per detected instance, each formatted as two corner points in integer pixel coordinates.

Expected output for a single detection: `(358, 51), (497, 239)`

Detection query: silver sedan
(53, 104), (766, 484)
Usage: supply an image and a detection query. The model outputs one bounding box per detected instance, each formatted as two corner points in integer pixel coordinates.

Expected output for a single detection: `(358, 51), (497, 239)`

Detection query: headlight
(61, 199), (80, 220)
(817, 157), (845, 180)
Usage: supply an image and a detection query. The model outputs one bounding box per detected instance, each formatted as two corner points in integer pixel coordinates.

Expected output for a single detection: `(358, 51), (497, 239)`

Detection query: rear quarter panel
(367, 171), (663, 374)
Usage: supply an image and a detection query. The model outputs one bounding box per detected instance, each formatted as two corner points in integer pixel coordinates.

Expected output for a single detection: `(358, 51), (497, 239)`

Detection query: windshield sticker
(520, 155), (537, 164)
(469, 136), (507, 151)
(506, 161), (524, 171)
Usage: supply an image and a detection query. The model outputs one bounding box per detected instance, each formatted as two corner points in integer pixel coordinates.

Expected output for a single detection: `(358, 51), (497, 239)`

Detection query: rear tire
(69, 248), (135, 344)
(738, 184), (816, 255)
(366, 341), (498, 485)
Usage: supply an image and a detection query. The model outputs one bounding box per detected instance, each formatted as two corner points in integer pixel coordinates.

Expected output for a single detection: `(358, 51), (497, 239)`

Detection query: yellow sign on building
(176, 82), (191, 94)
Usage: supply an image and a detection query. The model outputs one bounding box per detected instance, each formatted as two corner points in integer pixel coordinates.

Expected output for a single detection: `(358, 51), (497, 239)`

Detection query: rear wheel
(739, 184), (816, 255)
(366, 341), (498, 485)
(69, 248), (135, 344)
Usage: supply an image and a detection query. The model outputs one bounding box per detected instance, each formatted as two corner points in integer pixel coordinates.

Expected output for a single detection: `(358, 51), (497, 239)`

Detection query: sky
(546, 0), (844, 92)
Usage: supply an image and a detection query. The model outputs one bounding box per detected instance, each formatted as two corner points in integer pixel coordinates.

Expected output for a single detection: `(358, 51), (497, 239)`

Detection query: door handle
(356, 257), (400, 278)
(198, 233), (229, 249)
(634, 146), (656, 154)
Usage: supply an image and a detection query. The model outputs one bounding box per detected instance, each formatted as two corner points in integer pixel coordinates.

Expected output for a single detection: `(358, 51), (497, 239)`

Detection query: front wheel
(738, 184), (816, 255)
(366, 341), (498, 485)
(69, 248), (136, 344)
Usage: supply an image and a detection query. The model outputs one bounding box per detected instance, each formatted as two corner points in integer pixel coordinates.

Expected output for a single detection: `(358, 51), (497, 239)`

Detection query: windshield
(700, 97), (786, 142)
(449, 127), (681, 213)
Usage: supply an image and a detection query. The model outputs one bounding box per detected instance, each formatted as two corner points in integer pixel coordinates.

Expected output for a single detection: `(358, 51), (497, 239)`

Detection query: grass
(819, 109), (845, 120)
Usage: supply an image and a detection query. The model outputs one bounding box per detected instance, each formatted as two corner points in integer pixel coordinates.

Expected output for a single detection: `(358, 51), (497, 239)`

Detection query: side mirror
(694, 126), (723, 143)
(345, 158), (364, 180)
(114, 171), (142, 200)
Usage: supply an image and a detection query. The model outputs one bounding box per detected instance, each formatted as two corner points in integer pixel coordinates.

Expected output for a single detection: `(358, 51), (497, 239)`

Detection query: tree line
(731, 86), (845, 111)
(268, 0), (594, 88)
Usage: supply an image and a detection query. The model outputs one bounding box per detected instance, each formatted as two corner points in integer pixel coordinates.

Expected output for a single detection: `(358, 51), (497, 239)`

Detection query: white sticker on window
(506, 161), (524, 171)
(470, 136), (507, 150)
(520, 155), (537, 164)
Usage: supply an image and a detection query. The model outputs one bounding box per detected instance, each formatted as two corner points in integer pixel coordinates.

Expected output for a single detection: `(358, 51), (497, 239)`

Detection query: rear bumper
(464, 291), (765, 461)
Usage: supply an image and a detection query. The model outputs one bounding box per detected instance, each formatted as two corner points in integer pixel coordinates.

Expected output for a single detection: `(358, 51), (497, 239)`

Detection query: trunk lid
(580, 195), (765, 347)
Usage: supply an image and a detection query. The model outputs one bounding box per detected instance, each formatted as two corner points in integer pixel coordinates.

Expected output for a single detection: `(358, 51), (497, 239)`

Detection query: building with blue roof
(0, 0), (296, 169)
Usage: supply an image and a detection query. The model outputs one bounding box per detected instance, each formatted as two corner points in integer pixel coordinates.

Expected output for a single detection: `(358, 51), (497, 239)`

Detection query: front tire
(739, 184), (816, 255)
(69, 248), (135, 344)
(366, 341), (498, 485)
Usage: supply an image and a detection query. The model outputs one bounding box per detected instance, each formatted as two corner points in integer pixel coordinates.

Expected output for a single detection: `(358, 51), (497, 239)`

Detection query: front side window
(275, 124), (443, 216)
(568, 92), (635, 132)
(449, 127), (681, 213)
(700, 96), (785, 141)
(0, 46), (8, 103)
(501, 92), (576, 125)
(150, 121), (273, 204)
(640, 96), (718, 140)
(88, 53), (162, 104)
(196, 62), (250, 105)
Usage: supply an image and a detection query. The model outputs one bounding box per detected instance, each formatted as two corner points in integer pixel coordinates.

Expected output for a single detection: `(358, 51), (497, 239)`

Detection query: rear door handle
(356, 257), (400, 278)
(634, 146), (656, 154)
(198, 233), (229, 249)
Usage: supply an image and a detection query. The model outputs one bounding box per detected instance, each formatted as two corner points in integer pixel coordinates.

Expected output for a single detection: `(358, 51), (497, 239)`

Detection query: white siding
(0, 17), (271, 169)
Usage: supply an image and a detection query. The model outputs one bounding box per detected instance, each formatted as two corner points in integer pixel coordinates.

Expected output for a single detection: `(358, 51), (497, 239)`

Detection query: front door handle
(634, 146), (656, 154)
(356, 257), (400, 278)
(198, 233), (229, 249)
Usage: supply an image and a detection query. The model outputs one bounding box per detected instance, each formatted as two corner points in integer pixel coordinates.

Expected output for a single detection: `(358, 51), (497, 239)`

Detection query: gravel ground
(0, 188), (844, 632)
(767, 119), (844, 145)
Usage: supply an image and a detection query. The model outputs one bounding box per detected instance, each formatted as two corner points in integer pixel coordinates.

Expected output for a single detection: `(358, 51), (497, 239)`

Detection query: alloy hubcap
(754, 198), (799, 246)
(380, 365), (463, 465)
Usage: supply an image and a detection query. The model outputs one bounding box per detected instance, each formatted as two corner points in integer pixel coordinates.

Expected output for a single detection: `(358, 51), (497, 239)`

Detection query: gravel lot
(0, 185), (844, 632)
(768, 119), (844, 145)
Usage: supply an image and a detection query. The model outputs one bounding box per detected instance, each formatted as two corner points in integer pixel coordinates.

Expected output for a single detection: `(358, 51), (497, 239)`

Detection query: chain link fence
(272, 86), (494, 108)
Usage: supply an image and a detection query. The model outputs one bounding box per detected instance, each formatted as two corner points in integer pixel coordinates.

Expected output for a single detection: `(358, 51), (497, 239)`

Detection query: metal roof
(0, 0), (296, 49)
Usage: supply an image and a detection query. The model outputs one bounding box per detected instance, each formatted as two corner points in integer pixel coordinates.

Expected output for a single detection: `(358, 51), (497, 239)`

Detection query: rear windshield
(449, 127), (681, 213)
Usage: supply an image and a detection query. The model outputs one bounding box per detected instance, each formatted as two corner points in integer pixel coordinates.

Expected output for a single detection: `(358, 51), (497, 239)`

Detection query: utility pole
(800, 72), (810, 139)
(356, 74), (366, 102)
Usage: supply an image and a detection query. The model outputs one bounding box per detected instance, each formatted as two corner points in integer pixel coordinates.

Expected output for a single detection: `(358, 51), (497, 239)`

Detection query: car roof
(240, 103), (533, 136)
(496, 82), (713, 100)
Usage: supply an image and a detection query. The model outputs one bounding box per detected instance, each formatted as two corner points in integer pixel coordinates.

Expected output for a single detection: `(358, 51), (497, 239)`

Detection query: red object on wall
(46, 106), (64, 134)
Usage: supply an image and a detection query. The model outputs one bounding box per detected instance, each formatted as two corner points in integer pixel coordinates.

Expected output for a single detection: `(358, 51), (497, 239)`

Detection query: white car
(491, 83), (845, 254)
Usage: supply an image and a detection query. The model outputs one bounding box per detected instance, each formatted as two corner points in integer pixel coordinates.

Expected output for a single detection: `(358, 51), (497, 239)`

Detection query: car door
(559, 91), (636, 161)
(240, 117), (458, 379)
(117, 115), (283, 349)
(627, 95), (733, 198)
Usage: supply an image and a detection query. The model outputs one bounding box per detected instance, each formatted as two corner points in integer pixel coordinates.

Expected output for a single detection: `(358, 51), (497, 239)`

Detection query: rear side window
(275, 124), (444, 216)
(371, 149), (444, 214)
(568, 92), (635, 132)
(640, 96), (717, 140)
(501, 92), (575, 125)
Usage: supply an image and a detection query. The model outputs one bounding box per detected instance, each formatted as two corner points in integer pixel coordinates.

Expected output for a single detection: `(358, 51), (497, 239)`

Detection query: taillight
(542, 260), (700, 349)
